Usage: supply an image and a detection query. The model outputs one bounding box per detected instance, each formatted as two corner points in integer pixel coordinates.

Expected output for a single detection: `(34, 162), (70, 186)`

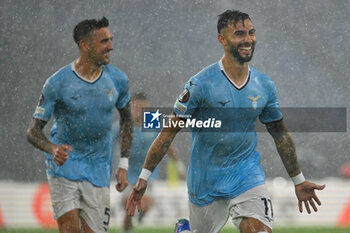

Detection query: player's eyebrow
(101, 36), (113, 42)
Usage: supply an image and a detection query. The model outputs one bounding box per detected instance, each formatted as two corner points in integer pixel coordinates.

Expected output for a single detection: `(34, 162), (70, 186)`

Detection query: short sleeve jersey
(173, 60), (282, 206)
(33, 62), (130, 187)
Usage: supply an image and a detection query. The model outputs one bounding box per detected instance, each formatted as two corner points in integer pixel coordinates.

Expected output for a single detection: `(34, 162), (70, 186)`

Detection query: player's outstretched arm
(116, 103), (133, 192)
(126, 117), (182, 216)
(27, 118), (72, 166)
(266, 119), (325, 214)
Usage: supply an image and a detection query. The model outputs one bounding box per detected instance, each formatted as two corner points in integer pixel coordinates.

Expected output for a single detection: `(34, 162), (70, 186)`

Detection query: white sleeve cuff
(291, 172), (305, 185)
(139, 168), (152, 182)
(118, 157), (129, 170)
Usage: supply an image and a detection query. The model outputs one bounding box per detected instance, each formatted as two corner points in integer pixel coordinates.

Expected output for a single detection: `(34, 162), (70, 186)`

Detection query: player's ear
(79, 39), (90, 52)
(218, 33), (226, 46)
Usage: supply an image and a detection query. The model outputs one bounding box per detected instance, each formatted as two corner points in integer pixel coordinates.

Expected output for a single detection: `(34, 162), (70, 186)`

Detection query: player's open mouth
(239, 47), (252, 51)
(238, 46), (252, 55)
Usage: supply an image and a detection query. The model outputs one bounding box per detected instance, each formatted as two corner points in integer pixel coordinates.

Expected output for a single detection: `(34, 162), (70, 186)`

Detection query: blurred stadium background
(1, 0), (349, 230)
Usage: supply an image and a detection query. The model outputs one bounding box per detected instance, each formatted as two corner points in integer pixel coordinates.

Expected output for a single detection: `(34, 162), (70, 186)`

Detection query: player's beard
(88, 48), (110, 66)
(229, 42), (255, 64)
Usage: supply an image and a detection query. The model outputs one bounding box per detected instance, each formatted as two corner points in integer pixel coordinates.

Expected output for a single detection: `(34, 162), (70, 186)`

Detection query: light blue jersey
(173, 60), (283, 206)
(113, 124), (159, 185)
(33, 62), (130, 187)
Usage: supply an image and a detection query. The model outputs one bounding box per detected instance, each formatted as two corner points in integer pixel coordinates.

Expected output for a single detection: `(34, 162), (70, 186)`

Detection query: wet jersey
(173, 60), (283, 206)
(33, 62), (130, 187)
(113, 124), (159, 185)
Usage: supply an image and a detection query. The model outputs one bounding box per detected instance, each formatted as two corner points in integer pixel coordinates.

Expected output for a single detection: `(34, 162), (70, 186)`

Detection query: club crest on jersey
(104, 89), (115, 101)
(248, 96), (261, 109)
(178, 88), (189, 103)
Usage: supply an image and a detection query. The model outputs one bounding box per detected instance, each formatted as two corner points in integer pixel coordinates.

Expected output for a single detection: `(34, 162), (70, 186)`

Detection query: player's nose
(108, 40), (114, 51)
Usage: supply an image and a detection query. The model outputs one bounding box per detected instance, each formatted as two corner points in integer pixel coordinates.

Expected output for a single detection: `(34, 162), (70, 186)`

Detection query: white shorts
(189, 184), (273, 233)
(48, 176), (110, 233)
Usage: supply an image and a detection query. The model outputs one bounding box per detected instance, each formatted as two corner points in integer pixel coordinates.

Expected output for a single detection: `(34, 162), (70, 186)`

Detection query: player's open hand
(126, 179), (147, 216)
(50, 144), (72, 166)
(295, 180), (325, 214)
(116, 168), (128, 192)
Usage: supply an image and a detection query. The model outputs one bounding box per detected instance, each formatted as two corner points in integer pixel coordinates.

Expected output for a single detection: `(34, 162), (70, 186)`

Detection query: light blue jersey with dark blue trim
(173, 60), (283, 206)
(33, 62), (130, 187)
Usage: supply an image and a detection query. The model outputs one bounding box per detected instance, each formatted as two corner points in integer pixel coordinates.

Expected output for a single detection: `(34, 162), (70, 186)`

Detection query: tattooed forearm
(26, 118), (53, 154)
(144, 138), (173, 172)
(119, 103), (133, 159)
(266, 120), (301, 177)
(144, 117), (181, 172)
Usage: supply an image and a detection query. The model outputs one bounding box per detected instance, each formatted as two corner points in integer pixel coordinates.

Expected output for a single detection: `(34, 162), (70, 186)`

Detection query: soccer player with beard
(126, 10), (325, 233)
(27, 17), (133, 233)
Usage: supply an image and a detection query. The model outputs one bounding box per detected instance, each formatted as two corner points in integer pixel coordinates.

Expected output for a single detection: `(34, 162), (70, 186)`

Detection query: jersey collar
(71, 61), (103, 84)
(219, 58), (250, 90)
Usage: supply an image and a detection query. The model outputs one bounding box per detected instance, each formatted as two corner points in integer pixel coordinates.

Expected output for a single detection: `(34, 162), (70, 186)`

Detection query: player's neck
(221, 55), (249, 86)
(74, 57), (103, 81)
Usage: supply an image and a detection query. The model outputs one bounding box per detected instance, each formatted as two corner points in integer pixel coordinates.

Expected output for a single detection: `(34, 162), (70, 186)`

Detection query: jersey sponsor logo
(34, 106), (45, 115)
(38, 94), (44, 106)
(248, 96), (261, 109)
(104, 89), (115, 101)
(178, 88), (189, 103)
(143, 109), (162, 129)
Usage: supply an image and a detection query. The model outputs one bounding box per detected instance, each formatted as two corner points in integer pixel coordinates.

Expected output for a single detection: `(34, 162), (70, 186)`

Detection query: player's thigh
(239, 217), (271, 233)
(47, 176), (81, 220)
(229, 185), (273, 232)
(189, 199), (230, 233)
(81, 217), (95, 233)
(79, 181), (111, 233)
(57, 209), (80, 233)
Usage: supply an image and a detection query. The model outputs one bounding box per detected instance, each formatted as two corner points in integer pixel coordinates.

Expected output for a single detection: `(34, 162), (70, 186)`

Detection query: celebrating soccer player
(126, 10), (325, 233)
(27, 17), (133, 233)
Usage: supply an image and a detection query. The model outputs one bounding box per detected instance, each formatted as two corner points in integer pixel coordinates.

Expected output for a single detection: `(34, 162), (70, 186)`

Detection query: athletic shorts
(189, 184), (273, 233)
(48, 176), (110, 233)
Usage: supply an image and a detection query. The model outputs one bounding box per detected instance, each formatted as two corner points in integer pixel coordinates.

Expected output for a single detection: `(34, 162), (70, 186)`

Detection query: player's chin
(239, 54), (253, 63)
(100, 58), (110, 65)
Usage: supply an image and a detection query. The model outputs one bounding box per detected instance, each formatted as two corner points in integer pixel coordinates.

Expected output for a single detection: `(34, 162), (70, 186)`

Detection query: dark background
(1, 0), (349, 182)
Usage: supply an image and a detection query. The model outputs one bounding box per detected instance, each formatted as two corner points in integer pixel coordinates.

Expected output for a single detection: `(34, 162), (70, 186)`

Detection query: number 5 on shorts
(103, 208), (110, 226)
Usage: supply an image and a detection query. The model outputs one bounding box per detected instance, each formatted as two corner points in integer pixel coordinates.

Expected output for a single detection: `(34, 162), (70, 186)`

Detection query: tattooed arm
(126, 117), (182, 215)
(265, 119), (301, 177)
(118, 102), (133, 159)
(116, 102), (133, 192)
(143, 123), (181, 172)
(27, 118), (72, 166)
(266, 119), (325, 214)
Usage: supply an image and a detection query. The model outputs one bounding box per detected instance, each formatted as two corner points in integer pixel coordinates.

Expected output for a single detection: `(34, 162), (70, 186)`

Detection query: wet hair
(217, 10), (251, 33)
(73, 17), (109, 46)
(131, 92), (148, 101)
